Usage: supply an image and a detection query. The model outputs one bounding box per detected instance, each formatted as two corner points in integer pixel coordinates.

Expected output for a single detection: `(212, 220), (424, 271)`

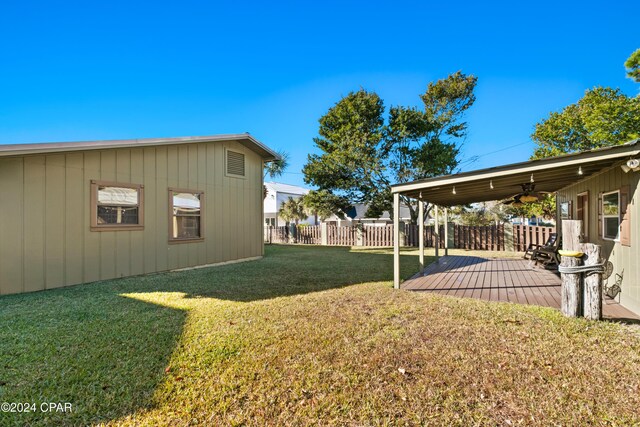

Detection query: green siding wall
(0, 140), (264, 295)
(557, 166), (640, 314)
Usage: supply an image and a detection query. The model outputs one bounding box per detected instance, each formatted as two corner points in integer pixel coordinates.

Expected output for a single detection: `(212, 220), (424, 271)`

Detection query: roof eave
(391, 140), (640, 195)
(0, 133), (281, 161)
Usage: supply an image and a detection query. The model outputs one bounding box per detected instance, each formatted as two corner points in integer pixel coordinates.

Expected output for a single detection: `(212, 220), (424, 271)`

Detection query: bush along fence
(264, 223), (555, 252)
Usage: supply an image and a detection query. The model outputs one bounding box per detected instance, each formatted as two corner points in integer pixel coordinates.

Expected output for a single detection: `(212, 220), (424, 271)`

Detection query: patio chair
(530, 234), (562, 267)
(523, 233), (556, 259)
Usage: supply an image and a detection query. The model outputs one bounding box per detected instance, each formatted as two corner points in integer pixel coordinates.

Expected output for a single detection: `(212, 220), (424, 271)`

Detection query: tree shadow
(0, 244), (417, 425)
(135, 244), (420, 302)
(0, 285), (187, 426)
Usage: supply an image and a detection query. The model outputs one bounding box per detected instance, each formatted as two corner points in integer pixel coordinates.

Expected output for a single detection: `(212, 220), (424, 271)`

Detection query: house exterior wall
(0, 140), (264, 295)
(264, 189), (315, 226)
(557, 166), (639, 314)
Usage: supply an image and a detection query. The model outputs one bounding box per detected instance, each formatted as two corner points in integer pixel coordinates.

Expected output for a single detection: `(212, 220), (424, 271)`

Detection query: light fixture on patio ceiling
(578, 166), (583, 175)
(452, 186), (457, 195)
(502, 182), (539, 205)
(621, 158), (640, 173)
(520, 194), (539, 203)
(419, 191), (422, 199)
(530, 173), (534, 183)
(490, 180), (494, 189)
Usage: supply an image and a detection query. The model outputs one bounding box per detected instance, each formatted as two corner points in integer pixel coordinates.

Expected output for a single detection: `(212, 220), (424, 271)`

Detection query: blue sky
(1, 0), (638, 187)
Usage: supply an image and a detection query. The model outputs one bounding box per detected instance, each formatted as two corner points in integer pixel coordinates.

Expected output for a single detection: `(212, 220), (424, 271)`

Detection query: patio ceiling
(391, 140), (640, 205)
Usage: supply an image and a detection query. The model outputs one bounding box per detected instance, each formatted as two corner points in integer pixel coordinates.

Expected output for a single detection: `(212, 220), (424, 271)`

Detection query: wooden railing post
(582, 243), (603, 320)
(561, 220), (583, 317)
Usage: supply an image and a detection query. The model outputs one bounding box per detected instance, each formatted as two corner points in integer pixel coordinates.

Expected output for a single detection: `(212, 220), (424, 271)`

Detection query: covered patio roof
(391, 139), (640, 290)
(391, 139), (640, 205)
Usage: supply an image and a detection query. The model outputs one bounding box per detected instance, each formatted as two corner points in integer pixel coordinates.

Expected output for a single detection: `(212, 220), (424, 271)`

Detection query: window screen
(602, 191), (619, 240)
(170, 190), (203, 241)
(91, 181), (144, 230)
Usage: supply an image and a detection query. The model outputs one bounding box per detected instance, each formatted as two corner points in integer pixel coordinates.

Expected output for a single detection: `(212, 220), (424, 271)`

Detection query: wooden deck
(402, 255), (639, 321)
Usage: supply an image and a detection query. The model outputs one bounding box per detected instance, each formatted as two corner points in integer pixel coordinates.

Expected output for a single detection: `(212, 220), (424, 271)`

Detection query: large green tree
(303, 72), (477, 223)
(626, 48), (640, 83)
(302, 89), (390, 218)
(531, 87), (640, 159)
(301, 190), (352, 221)
(388, 71), (477, 222)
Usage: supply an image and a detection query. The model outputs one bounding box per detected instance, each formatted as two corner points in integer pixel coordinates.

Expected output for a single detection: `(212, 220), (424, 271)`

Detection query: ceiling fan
(502, 183), (542, 205)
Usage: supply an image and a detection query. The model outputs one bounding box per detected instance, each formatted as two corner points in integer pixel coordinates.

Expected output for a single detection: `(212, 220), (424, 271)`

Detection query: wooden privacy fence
(264, 224), (555, 252)
(362, 225), (395, 247)
(513, 225), (556, 252)
(405, 225), (446, 248)
(264, 225), (321, 244)
(326, 225), (357, 246)
(453, 224), (505, 251)
(297, 226), (322, 244)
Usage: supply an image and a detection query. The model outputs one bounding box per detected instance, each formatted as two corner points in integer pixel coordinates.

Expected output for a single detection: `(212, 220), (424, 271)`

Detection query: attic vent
(226, 150), (245, 177)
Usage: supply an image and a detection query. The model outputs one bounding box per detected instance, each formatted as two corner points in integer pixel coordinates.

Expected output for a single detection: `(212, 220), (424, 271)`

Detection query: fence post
(447, 222), (455, 250)
(503, 222), (514, 252)
(320, 223), (328, 245)
(398, 222), (406, 247)
(289, 223), (297, 244)
(356, 225), (364, 246)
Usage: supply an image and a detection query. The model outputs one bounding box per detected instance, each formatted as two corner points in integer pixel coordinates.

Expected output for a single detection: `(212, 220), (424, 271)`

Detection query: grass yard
(1, 245), (639, 426)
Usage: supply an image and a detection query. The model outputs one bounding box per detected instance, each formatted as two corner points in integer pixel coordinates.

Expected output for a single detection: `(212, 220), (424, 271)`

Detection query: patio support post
(444, 208), (449, 256)
(393, 192), (400, 289)
(419, 199), (425, 273)
(434, 205), (439, 259)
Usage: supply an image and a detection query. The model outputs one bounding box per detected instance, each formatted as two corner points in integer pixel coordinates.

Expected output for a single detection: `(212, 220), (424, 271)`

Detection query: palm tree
(263, 150), (290, 199)
(279, 197), (308, 225)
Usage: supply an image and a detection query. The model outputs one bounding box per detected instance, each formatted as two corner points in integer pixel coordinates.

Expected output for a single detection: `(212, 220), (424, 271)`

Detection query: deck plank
(401, 255), (640, 321)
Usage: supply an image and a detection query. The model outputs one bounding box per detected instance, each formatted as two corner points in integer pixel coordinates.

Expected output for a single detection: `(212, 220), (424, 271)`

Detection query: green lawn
(1, 245), (639, 426)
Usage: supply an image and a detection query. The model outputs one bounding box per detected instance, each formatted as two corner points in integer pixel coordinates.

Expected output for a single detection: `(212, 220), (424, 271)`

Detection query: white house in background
(264, 182), (419, 227)
(264, 182), (317, 226)
(324, 203), (415, 226)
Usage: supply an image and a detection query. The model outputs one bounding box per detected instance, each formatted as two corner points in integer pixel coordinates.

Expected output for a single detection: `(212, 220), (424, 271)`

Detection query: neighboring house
(323, 203), (415, 226)
(263, 182), (317, 226)
(391, 139), (640, 315)
(0, 134), (279, 296)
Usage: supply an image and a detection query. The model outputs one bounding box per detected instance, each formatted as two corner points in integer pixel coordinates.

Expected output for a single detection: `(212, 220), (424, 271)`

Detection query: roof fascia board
(0, 134), (280, 161)
(554, 162), (624, 194)
(391, 147), (640, 194)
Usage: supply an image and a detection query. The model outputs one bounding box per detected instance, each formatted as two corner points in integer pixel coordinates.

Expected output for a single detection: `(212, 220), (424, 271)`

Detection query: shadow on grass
(151, 244), (421, 302)
(0, 287), (187, 426)
(0, 244), (418, 425)
(604, 317), (640, 326)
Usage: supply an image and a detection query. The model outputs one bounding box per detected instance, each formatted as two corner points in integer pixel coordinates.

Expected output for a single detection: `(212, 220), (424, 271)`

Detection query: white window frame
(602, 190), (620, 241)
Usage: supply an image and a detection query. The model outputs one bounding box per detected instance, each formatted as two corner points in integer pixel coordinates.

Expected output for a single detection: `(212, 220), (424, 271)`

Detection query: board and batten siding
(0, 140), (264, 295)
(557, 165), (639, 314)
